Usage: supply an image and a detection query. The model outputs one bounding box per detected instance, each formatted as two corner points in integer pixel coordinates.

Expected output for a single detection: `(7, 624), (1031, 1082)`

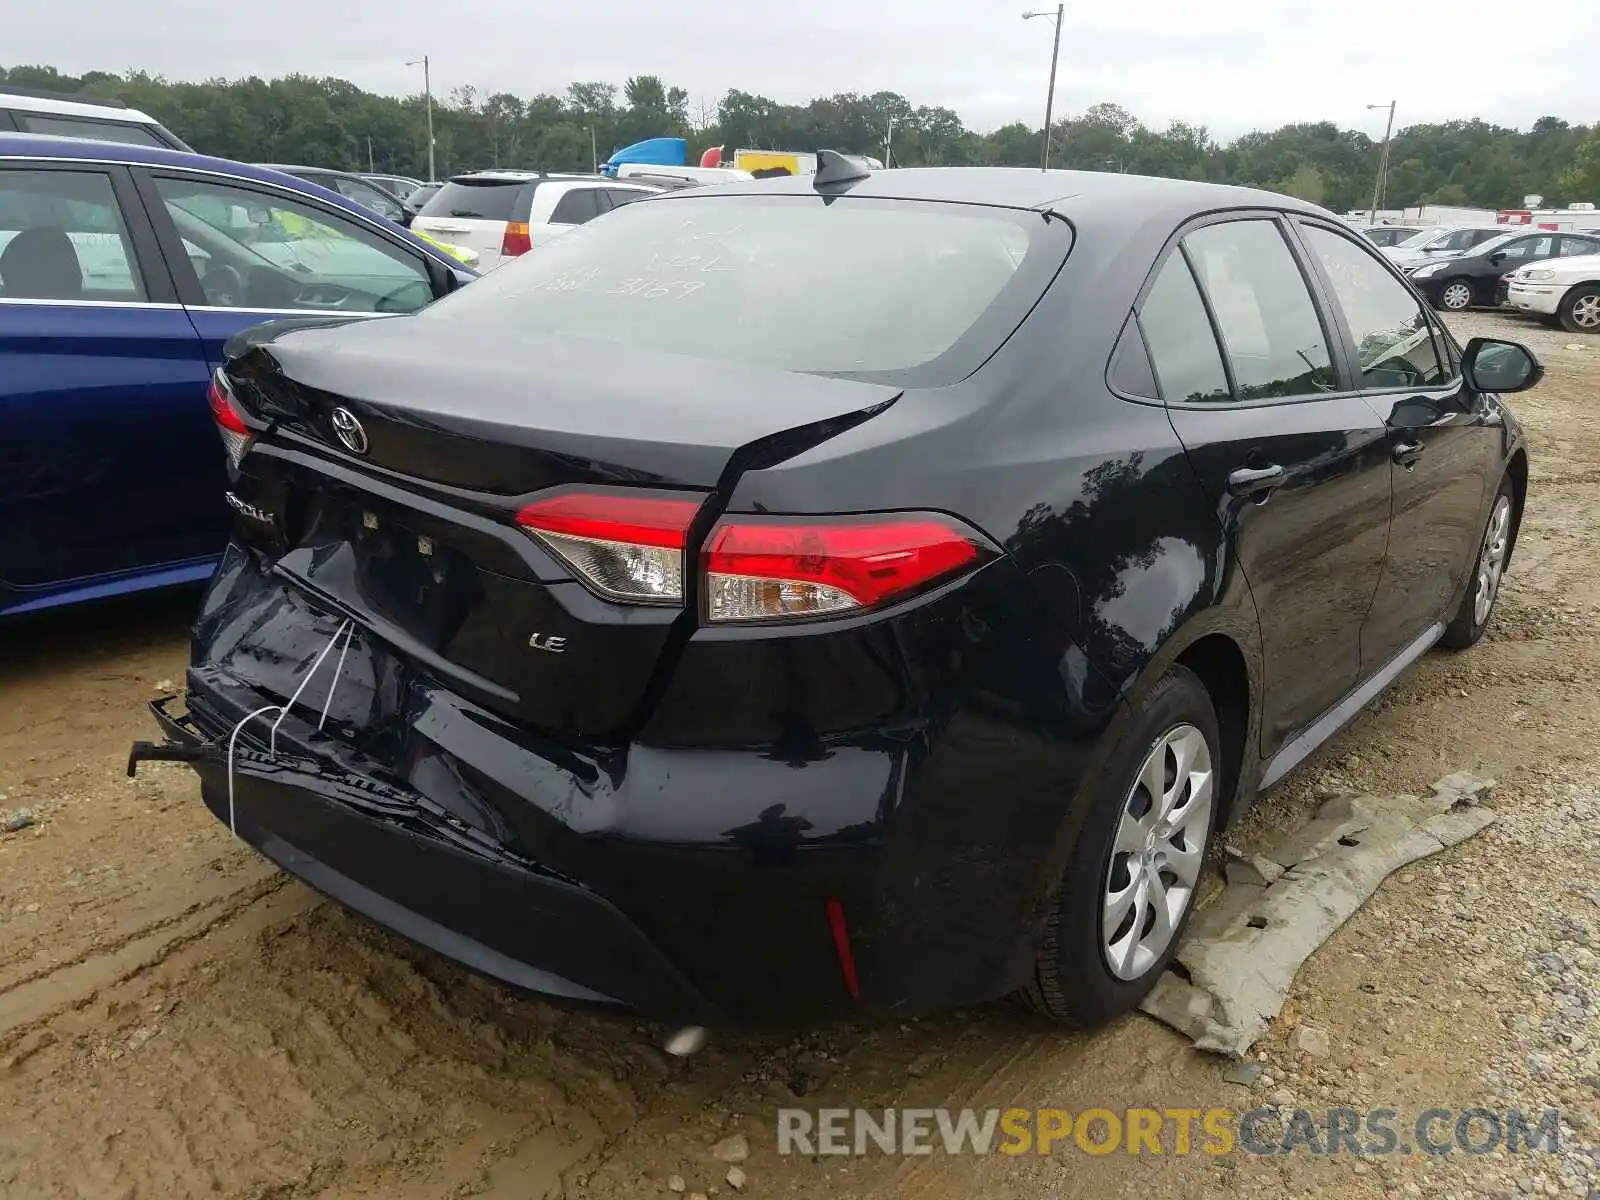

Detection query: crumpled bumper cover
(141, 689), (717, 1023)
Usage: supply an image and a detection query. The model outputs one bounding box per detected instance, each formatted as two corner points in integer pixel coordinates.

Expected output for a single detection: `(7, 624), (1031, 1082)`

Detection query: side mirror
(1462, 337), (1544, 394)
(1488, 251), (1506, 265)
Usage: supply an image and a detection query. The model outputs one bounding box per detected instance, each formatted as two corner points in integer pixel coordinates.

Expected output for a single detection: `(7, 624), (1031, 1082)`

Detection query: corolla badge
(224, 491), (276, 525)
(330, 406), (369, 455)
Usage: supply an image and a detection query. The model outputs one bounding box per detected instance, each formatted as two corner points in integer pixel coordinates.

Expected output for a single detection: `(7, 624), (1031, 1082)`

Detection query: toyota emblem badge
(330, 406), (369, 456)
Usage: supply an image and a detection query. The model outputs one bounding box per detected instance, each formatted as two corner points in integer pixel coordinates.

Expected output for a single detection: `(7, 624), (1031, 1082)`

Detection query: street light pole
(1367, 100), (1396, 225)
(1022, 5), (1064, 172)
(406, 56), (436, 182)
(587, 125), (598, 175)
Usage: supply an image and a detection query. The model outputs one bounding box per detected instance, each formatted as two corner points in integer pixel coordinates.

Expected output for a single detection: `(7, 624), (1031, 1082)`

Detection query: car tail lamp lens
(207, 373), (252, 469)
(501, 221), (532, 257)
(516, 491), (703, 604)
(705, 513), (990, 622)
(516, 492), (994, 621)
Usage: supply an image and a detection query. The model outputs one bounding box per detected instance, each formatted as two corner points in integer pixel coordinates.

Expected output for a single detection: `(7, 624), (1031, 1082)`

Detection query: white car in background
(0, 84), (190, 149)
(1384, 225), (1511, 271)
(1505, 252), (1600, 333)
(409, 172), (658, 272)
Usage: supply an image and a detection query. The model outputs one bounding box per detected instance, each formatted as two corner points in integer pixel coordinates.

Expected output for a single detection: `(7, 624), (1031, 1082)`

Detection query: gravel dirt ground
(2, 311), (1598, 1200)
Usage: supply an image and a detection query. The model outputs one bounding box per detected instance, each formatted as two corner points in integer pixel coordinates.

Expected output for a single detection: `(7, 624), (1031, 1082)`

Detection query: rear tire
(1442, 479), (1515, 650)
(1557, 284), (1600, 334)
(1021, 665), (1219, 1027)
(1436, 279), (1475, 312)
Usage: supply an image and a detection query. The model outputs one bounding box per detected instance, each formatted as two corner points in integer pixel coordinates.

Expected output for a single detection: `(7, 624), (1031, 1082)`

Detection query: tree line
(6, 63), (1600, 213)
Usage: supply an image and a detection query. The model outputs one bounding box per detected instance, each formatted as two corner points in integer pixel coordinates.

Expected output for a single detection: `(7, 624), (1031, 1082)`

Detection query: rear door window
(1138, 253), (1231, 404)
(1557, 235), (1600, 257)
(549, 187), (602, 225)
(418, 180), (527, 221)
(1108, 317), (1160, 400)
(1183, 219), (1337, 400)
(1496, 235), (1556, 263)
(0, 167), (147, 301)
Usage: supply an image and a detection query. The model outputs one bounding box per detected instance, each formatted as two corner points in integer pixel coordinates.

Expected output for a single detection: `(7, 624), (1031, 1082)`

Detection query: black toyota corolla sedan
(131, 158), (1540, 1029)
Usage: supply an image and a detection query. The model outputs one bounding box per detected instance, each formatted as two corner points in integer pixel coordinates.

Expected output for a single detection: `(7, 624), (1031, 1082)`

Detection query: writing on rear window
(419, 196), (1057, 379)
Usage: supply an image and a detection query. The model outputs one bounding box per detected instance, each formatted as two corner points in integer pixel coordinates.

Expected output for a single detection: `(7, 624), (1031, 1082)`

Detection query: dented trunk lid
(222, 317), (898, 739)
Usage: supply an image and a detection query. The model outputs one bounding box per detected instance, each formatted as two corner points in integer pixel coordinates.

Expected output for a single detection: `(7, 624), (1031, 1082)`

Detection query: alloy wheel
(1440, 281), (1473, 311)
(1571, 292), (1600, 330)
(1473, 494), (1513, 627)
(1101, 723), (1214, 981)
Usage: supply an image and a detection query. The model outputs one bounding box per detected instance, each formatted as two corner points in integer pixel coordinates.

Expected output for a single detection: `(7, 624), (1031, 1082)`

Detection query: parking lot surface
(2, 312), (1597, 1199)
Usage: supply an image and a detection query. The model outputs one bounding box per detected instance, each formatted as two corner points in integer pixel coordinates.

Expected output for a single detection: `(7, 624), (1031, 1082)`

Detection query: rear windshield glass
(418, 180), (526, 221)
(417, 194), (1063, 381)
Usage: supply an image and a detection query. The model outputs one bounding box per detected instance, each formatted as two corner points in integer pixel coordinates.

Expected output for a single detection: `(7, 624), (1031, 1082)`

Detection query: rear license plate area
(286, 491), (486, 656)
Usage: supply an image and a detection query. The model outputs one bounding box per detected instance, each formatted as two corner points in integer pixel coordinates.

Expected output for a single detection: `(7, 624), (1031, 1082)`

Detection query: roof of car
(444, 170), (606, 184)
(0, 88), (155, 122)
(0, 135), (355, 191)
(0, 134), (468, 269)
(256, 163), (352, 177)
(664, 166), (1332, 225)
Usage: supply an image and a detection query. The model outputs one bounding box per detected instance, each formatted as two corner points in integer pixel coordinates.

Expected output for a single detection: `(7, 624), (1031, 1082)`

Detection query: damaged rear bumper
(136, 691), (718, 1022)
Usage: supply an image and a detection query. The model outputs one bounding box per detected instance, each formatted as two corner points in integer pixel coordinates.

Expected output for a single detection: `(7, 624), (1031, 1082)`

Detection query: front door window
(151, 175), (434, 314)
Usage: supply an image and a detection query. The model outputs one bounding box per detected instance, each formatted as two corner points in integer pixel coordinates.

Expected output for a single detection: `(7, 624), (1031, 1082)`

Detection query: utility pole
(407, 56), (436, 181)
(1367, 100), (1396, 225)
(1023, 5), (1065, 171)
(586, 126), (598, 174)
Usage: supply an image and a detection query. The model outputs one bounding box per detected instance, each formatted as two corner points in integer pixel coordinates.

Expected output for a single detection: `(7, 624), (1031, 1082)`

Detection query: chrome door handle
(1392, 439), (1425, 468)
(1227, 464), (1286, 498)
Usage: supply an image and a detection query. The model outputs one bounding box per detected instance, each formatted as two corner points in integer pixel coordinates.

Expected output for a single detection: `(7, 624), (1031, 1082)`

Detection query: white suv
(0, 85), (190, 150)
(409, 172), (658, 272)
(1505, 250), (1600, 334)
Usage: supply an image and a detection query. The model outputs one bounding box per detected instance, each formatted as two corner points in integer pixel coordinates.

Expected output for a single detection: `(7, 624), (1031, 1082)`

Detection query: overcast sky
(12, 0), (1599, 141)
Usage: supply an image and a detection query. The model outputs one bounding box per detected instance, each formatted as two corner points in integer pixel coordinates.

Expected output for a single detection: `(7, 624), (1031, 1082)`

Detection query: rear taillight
(516, 490), (993, 622)
(207, 372), (252, 470)
(500, 221), (532, 257)
(516, 490), (702, 604)
(704, 514), (986, 621)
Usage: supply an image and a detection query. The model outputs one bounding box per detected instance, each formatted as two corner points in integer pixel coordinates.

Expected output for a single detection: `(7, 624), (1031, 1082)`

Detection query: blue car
(0, 135), (476, 618)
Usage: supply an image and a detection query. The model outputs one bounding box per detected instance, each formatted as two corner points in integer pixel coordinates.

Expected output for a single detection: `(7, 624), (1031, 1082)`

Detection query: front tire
(1436, 279), (1475, 312)
(1442, 479), (1515, 649)
(1022, 665), (1219, 1026)
(1557, 284), (1600, 334)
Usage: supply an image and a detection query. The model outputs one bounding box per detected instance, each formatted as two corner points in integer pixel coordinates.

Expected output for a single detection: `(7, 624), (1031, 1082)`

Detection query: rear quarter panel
(697, 217), (1268, 998)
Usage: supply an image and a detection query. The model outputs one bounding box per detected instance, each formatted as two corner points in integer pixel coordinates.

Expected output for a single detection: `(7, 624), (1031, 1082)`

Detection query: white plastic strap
(225, 618), (354, 838)
(269, 619), (353, 757)
(226, 704), (281, 837)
